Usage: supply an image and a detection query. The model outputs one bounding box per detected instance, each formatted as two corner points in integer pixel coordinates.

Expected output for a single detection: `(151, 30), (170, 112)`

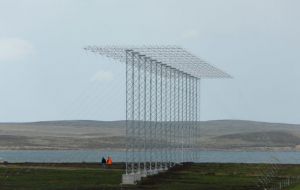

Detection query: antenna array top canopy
(84, 46), (231, 79)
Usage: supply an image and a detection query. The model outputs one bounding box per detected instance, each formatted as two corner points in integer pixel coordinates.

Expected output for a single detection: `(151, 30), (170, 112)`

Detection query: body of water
(0, 150), (300, 164)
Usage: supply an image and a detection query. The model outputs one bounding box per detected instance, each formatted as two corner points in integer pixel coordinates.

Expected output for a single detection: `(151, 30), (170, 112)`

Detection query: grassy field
(132, 163), (300, 190)
(1, 163), (300, 190)
(0, 163), (123, 190)
(290, 186), (300, 190)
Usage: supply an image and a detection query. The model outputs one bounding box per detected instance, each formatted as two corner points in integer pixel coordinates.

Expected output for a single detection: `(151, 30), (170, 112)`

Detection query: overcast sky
(0, 0), (299, 123)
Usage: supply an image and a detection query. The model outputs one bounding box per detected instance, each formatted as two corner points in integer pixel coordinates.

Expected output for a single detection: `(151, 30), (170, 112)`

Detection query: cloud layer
(181, 29), (199, 40)
(90, 70), (114, 82)
(0, 38), (34, 61)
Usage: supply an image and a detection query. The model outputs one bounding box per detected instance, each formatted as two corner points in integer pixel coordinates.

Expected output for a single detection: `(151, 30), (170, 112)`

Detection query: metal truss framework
(84, 46), (230, 183)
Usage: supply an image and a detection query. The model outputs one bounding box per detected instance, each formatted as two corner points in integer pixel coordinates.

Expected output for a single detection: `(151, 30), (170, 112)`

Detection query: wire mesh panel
(139, 54), (147, 173)
(176, 70), (182, 163)
(125, 50), (134, 174)
(163, 65), (170, 167)
(144, 57), (151, 172)
(85, 46), (231, 79)
(156, 63), (162, 169)
(132, 52), (140, 173)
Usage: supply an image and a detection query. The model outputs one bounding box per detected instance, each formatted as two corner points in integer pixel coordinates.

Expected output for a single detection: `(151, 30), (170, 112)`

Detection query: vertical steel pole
(192, 77), (196, 162)
(187, 75), (190, 162)
(198, 79), (201, 159)
(137, 53), (141, 173)
(149, 59), (157, 172)
(179, 72), (182, 163)
(160, 64), (163, 169)
(169, 67), (172, 167)
(177, 70), (181, 164)
(149, 60), (153, 171)
(185, 74), (188, 162)
(125, 50), (134, 174)
(164, 65), (168, 168)
(195, 78), (198, 162)
(155, 61), (158, 171)
(142, 56), (147, 174)
(191, 77), (193, 162)
(156, 62), (162, 170)
(145, 58), (151, 172)
(125, 50), (129, 174)
(194, 77), (198, 162)
(173, 69), (177, 166)
(189, 76), (192, 162)
(187, 75), (189, 162)
(161, 65), (164, 168)
(181, 72), (184, 163)
(131, 52), (135, 173)
(196, 78), (201, 161)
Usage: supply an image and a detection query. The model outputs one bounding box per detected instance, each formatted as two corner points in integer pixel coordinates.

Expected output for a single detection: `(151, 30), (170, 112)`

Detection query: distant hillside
(0, 120), (300, 151)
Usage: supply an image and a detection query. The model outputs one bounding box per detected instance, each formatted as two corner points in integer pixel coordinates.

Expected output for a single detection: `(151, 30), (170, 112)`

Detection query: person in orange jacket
(106, 156), (112, 166)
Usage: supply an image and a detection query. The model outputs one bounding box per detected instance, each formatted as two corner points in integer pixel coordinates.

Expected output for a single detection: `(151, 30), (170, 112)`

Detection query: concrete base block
(134, 173), (142, 182)
(141, 171), (147, 178)
(122, 167), (168, 184)
(122, 173), (145, 184)
(122, 174), (136, 185)
(148, 169), (159, 176)
(147, 170), (154, 176)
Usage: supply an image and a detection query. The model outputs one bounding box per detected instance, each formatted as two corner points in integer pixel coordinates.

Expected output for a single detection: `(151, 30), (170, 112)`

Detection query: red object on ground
(107, 157), (112, 165)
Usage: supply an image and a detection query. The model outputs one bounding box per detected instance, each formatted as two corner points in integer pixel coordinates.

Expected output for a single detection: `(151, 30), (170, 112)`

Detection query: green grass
(289, 184), (300, 190)
(1, 163), (300, 190)
(134, 163), (300, 190)
(0, 164), (122, 190)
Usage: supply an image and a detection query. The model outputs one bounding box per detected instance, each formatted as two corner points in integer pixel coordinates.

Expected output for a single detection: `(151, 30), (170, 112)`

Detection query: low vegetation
(1, 163), (300, 190)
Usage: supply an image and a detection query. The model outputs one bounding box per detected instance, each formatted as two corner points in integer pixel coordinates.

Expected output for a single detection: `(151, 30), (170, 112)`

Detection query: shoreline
(1, 148), (300, 152)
